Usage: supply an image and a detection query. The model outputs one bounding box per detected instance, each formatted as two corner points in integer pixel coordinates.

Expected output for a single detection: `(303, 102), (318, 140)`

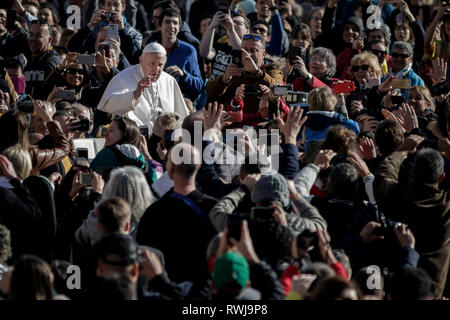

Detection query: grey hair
(380, 23), (391, 49)
(392, 41), (413, 57)
(311, 47), (336, 80)
(102, 166), (156, 223)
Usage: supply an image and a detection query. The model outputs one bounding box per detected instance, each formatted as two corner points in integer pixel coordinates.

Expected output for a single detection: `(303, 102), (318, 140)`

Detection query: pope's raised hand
(134, 75), (154, 100)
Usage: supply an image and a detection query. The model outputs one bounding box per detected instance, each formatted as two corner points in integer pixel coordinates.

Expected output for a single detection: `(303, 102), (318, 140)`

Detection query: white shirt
(97, 64), (189, 132)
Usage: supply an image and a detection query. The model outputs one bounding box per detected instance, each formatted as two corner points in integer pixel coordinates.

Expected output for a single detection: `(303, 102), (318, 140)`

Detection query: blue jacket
(166, 40), (204, 101)
(304, 111), (360, 150)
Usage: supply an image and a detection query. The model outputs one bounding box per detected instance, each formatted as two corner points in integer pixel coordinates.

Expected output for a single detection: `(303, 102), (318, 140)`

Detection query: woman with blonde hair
(346, 51), (386, 119)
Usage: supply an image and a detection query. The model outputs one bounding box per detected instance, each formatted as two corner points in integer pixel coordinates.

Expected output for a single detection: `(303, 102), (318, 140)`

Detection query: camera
(140, 125), (149, 137)
(245, 84), (262, 96)
(230, 49), (243, 68)
(103, 12), (113, 21)
(76, 148), (89, 159)
(273, 85), (289, 96)
(286, 91), (308, 107)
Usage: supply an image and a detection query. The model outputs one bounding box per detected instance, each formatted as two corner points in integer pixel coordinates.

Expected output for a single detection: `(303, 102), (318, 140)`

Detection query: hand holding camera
(222, 63), (242, 83)
(88, 9), (107, 28)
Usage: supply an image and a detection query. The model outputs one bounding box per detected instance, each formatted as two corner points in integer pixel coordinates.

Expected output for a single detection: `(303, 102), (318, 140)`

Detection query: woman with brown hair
(90, 116), (147, 181)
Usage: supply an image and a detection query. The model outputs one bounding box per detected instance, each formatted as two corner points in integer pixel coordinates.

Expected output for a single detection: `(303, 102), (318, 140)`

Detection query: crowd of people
(0, 0), (449, 301)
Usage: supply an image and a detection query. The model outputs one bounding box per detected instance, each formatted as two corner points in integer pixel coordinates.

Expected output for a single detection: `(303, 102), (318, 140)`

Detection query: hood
(305, 111), (345, 131)
(342, 16), (364, 35)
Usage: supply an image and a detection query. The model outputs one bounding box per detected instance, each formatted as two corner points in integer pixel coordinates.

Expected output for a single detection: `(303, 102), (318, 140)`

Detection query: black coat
(0, 179), (42, 262)
(136, 189), (218, 283)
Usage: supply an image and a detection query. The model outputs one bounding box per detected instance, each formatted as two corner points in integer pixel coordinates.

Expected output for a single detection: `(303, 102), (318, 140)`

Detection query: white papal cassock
(97, 64), (189, 132)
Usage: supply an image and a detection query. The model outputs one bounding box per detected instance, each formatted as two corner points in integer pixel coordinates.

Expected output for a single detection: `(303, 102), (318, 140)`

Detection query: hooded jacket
(304, 111), (360, 150)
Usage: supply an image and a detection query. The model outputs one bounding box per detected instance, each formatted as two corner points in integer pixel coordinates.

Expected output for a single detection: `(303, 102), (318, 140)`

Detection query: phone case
(333, 81), (356, 93)
(391, 78), (411, 89)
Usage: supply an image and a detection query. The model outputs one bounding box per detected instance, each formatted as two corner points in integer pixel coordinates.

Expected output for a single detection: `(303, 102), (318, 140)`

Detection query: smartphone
(230, 49), (243, 68)
(228, 110), (243, 123)
(6, 9), (17, 30)
(391, 95), (404, 105)
(391, 78), (411, 89)
(259, 132), (279, 147)
(227, 215), (244, 242)
(251, 207), (274, 220)
(76, 54), (95, 65)
(76, 148), (89, 159)
(80, 173), (93, 186)
(17, 101), (34, 113)
(217, 0), (231, 13)
(164, 129), (174, 149)
(333, 81), (356, 94)
(71, 118), (90, 132)
(288, 46), (302, 64)
(107, 24), (119, 39)
(97, 43), (111, 57)
(268, 101), (279, 120)
(245, 84), (262, 97)
(140, 125), (149, 137)
(55, 90), (76, 101)
(273, 85), (289, 96)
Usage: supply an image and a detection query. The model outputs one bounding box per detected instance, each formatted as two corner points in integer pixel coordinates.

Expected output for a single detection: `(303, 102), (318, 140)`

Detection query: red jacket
(336, 47), (362, 80)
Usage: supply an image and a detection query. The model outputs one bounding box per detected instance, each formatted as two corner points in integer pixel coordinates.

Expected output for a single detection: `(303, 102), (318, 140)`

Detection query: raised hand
(359, 136), (377, 160)
(347, 151), (372, 178)
(275, 106), (307, 145)
(313, 149), (337, 171)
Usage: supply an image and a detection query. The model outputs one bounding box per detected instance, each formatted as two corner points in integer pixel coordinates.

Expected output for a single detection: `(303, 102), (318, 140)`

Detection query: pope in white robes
(97, 42), (189, 131)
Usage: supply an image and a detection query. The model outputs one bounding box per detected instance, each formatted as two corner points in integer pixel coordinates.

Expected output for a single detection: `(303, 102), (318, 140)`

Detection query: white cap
(142, 42), (166, 56)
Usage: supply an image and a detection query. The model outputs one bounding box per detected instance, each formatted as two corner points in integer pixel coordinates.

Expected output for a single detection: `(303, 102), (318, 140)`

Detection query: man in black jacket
(137, 143), (218, 284)
(23, 21), (61, 97)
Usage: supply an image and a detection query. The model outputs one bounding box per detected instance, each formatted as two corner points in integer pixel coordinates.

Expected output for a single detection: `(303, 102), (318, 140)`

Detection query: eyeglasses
(243, 34), (263, 41)
(351, 64), (370, 72)
(391, 52), (410, 59)
(67, 68), (87, 76)
(310, 56), (326, 63)
(371, 49), (387, 56)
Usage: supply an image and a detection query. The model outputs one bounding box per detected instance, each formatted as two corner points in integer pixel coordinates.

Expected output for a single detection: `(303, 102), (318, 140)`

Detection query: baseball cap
(212, 252), (250, 292)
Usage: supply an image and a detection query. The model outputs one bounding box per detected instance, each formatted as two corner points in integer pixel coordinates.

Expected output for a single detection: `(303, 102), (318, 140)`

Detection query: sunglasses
(243, 34), (263, 41)
(371, 49), (387, 56)
(351, 64), (370, 72)
(30, 19), (52, 35)
(391, 52), (410, 59)
(67, 68), (87, 76)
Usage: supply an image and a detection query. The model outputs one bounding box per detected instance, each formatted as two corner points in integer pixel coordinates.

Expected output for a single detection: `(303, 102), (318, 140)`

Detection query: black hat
(97, 234), (139, 267)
